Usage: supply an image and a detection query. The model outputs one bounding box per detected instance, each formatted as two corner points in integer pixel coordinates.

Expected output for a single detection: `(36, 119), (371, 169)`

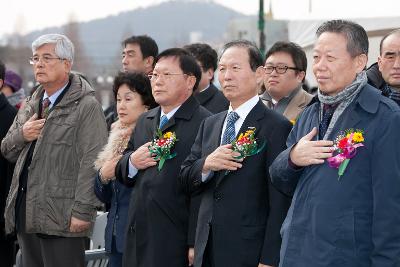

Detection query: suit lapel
(145, 107), (161, 138)
(216, 100), (265, 187)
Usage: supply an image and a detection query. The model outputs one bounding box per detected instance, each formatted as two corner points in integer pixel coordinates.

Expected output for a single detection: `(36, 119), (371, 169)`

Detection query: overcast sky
(2, 0), (400, 38)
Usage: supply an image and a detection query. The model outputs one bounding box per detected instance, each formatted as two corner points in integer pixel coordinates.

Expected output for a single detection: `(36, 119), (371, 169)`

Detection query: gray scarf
(317, 71), (367, 139)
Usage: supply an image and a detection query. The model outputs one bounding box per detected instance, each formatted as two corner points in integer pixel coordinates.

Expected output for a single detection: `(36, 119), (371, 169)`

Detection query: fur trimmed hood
(94, 120), (133, 170)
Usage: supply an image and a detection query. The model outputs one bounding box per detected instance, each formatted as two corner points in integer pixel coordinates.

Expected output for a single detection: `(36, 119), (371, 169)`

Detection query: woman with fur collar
(94, 72), (157, 267)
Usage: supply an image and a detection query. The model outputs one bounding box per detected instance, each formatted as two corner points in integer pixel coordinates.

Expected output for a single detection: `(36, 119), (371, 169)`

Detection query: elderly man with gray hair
(1, 34), (108, 267)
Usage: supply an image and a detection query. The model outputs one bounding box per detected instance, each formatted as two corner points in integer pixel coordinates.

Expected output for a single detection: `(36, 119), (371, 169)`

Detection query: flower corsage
(148, 129), (178, 171)
(327, 129), (365, 179)
(226, 127), (266, 174)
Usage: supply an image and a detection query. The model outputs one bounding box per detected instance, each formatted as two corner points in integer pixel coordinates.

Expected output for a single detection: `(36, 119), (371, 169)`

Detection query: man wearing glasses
(260, 41), (313, 122)
(115, 48), (211, 267)
(1, 34), (108, 267)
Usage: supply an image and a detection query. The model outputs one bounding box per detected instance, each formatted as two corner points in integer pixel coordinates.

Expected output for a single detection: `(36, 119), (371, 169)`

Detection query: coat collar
(311, 84), (380, 114)
(32, 73), (94, 109)
(145, 95), (200, 131)
(308, 84), (381, 140)
(194, 83), (218, 105)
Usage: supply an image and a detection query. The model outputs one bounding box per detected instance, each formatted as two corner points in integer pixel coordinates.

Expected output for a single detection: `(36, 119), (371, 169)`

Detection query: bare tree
(63, 13), (92, 75)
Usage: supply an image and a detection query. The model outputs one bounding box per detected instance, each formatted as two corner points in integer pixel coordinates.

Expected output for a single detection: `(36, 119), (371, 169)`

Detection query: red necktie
(41, 97), (51, 119)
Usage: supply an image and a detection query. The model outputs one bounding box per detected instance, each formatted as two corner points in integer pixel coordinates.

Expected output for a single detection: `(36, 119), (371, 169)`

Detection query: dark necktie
(221, 111), (240, 145)
(319, 104), (335, 139)
(159, 115), (168, 129)
(41, 97), (51, 119)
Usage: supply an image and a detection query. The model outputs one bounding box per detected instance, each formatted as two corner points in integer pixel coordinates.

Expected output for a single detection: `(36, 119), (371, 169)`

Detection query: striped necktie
(221, 111), (240, 145)
(159, 115), (168, 129)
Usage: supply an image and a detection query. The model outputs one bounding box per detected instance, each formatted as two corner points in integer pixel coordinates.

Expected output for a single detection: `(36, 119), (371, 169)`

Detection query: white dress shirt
(202, 95), (260, 181)
(42, 82), (69, 109)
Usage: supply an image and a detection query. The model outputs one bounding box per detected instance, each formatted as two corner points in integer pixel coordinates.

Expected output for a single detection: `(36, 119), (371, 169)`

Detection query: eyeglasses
(148, 73), (187, 81)
(29, 55), (64, 65)
(263, 65), (300, 74)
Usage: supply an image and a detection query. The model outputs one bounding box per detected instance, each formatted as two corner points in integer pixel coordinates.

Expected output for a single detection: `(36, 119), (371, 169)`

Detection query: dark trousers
(17, 231), (86, 267)
(108, 236), (123, 267)
(0, 234), (15, 267)
(202, 228), (215, 267)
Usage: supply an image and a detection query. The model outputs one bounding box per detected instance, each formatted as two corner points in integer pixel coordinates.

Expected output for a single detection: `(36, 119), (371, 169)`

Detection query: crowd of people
(0, 19), (400, 267)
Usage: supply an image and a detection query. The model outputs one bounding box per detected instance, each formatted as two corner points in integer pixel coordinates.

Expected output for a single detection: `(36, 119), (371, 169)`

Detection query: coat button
(115, 215), (119, 220)
(214, 191), (222, 201)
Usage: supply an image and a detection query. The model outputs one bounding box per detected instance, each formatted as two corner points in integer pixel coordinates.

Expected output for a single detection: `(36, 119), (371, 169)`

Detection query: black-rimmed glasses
(263, 65), (301, 74)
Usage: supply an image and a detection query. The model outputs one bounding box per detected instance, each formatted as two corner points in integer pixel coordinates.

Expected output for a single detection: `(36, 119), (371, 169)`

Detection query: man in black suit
(184, 43), (229, 114)
(180, 40), (292, 267)
(0, 60), (17, 267)
(115, 48), (211, 267)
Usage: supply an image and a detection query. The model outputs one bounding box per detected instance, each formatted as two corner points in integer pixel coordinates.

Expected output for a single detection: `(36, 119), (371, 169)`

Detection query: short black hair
(123, 35), (159, 65)
(0, 60), (5, 82)
(220, 40), (264, 71)
(316, 20), (369, 57)
(183, 43), (218, 71)
(265, 41), (307, 81)
(379, 28), (400, 55)
(113, 71), (157, 109)
(156, 48), (202, 92)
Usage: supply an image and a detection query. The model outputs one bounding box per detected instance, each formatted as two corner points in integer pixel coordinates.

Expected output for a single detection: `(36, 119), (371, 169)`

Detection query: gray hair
(32, 34), (74, 65)
(316, 20), (369, 58)
(219, 40), (264, 72)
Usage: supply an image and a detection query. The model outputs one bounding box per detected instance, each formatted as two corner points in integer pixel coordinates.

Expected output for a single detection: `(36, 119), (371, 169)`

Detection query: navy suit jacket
(270, 84), (400, 267)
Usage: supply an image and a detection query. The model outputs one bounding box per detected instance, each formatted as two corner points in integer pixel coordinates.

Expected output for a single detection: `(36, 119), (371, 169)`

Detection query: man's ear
(144, 56), (155, 69)
(297, 71), (306, 83)
(355, 54), (368, 73)
(186, 75), (197, 92)
(0, 79), (3, 89)
(205, 68), (214, 81)
(64, 60), (72, 74)
(378, 55), (383, 72)
(255, 66), (265, 84)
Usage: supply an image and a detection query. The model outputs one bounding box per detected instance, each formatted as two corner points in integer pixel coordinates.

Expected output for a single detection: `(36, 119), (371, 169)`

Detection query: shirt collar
(42, 82), (69, 108)
(228, 95), (259, 120)
(199, 84), (211, 93)
(160, 105), (181, 120)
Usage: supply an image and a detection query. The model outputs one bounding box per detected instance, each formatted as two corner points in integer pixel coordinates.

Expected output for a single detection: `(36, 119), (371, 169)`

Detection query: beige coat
(1, 73), (108, 237)
(261, 87), (313, 122)
(282, 88), (314, 121)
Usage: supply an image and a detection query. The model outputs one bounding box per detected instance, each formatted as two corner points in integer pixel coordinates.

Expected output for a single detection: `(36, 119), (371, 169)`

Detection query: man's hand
(188, 247), (194, 266)
(69, 216), (91, 233)
(22, 114), (45, 142)
(130, 142), (157, 170)
(290, 127), (333, 167)
(100, 156), (122, 182)
(202, 144), (243, 173)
